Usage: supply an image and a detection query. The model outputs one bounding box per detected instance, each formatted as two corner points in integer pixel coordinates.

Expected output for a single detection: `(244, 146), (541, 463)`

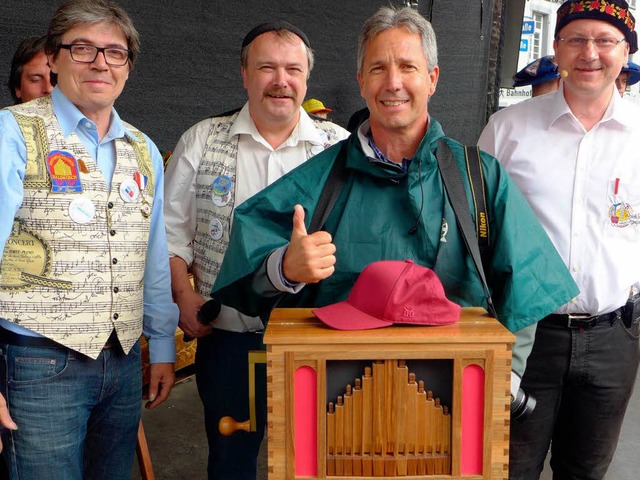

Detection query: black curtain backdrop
(0, 0), (497, 152)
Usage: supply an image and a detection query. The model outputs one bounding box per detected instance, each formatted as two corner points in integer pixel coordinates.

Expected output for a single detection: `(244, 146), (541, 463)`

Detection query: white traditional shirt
(164, 102), (348, 332)
(478, 84), (640, 316)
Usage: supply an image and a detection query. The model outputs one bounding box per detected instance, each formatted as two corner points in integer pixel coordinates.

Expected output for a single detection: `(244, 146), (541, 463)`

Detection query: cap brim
(628, 71), (640, 86)
(313, 301), (392, 330)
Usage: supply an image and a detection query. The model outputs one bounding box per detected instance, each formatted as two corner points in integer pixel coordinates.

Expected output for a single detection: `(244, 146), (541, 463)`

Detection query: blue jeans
(195, 329), (266, 480)
(509, 316), (640, 480)
(0, 341), (142, 480)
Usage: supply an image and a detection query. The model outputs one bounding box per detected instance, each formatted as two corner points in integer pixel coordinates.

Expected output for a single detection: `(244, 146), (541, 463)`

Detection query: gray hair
(45, 0), (140, 69)
(240, 30), (315, 78)
(357, 5), (438, 74)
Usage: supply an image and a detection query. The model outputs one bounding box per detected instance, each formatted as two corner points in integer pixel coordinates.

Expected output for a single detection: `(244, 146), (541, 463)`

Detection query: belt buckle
(567, 314), (596, 329)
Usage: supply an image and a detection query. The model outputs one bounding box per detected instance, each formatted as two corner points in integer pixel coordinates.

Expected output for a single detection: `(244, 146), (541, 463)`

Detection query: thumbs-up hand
(283, 204), (336, 283)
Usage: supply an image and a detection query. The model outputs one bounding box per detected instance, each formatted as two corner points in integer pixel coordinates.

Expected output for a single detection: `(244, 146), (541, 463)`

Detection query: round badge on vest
(68, 196), (96, 224)
(211, 175), (233, 197)
(119, 178), (140, 203)
(212, 191), (231, 207)
(208, 217), (224, 240)
(140, 201), (152, 218)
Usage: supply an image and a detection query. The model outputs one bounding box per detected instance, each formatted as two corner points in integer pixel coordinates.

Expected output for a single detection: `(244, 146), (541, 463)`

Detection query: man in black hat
(163, 20), (347, 480)
(479, 1), (640, 478)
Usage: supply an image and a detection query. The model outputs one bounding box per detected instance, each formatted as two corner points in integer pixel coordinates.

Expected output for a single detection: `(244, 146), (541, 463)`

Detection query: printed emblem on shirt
(609, 202), (638, 227)
(46, 150), (82, 193)
(440, 218), (448, 242)
(608, 178), (640, 227)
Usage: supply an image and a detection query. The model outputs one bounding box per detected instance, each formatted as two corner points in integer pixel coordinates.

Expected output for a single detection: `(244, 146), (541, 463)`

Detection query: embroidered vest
(0, 96), (155, 359)
(191, 112), (345, 298)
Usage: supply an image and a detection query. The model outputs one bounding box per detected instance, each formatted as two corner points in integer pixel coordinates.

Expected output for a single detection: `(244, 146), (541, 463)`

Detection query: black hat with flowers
(555, 0), (638, 54)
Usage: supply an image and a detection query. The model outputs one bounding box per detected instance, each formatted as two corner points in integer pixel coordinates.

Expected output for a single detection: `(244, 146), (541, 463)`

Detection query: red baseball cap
(313, 260), (461, 330)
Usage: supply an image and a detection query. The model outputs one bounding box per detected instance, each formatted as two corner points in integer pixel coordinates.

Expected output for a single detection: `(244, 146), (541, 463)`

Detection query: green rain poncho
(212, 119), (578, 333)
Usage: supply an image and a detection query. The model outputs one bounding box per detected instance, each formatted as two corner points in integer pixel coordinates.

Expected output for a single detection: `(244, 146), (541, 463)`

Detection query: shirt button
(572, 266), (580, 272)
(112, 258), (118, 264)
(85, 122), (92, 128)
(108, 202), (114, 209)
(113, 313), (119, 320)
(113, 287), (119, 293)
(110, 229), (116, 236)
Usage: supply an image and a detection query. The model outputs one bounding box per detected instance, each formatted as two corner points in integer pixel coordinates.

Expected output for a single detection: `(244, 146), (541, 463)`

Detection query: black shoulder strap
(308, 146), (347, 233)
(436, 139), (498, 318)
(463, 144), (490, 256)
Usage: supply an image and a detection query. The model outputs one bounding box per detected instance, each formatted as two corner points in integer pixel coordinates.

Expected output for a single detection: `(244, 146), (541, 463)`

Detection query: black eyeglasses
(60, 44), (130, 66)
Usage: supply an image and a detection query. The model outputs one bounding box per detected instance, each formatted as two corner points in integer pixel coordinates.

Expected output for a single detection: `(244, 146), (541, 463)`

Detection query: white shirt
(478, 85), (640, 315)
(164, 103), (348, 331)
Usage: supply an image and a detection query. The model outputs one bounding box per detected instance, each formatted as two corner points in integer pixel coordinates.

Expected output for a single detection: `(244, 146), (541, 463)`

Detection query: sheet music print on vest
(191, 116), (240, 298)
(0, 97), (153, 359)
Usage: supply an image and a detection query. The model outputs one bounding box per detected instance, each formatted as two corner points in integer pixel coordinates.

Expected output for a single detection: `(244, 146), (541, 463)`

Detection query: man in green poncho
(212, 5), (579, 405)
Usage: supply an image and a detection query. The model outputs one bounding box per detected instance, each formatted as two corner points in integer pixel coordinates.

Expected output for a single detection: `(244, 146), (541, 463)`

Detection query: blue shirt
(0, 87), (178, 363)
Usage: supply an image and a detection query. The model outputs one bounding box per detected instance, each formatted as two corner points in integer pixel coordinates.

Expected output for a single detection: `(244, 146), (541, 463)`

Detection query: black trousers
(195, 329), (266, 480)
(509, 316), (640, 480)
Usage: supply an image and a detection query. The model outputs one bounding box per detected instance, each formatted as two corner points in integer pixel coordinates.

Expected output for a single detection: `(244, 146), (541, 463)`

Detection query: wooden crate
(264, 307), (514, 480)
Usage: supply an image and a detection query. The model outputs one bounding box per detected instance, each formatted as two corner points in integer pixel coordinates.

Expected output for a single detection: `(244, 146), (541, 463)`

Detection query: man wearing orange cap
(302, 98), (332, 119)
(479, 1), (640, 478)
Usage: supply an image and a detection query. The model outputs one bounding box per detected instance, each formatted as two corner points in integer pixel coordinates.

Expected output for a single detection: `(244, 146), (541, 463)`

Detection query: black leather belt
(0, 327), (119, 350)
(544, 308), (622, 329)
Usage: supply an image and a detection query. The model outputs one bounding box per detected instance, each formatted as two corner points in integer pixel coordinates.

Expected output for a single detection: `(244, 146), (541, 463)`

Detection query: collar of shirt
(51, 86), (136, 190)
(355, 119), (409, 173)
(51, 86), (135, 143)
(547, 83), (633, 130)
(229, 102), (328, 150)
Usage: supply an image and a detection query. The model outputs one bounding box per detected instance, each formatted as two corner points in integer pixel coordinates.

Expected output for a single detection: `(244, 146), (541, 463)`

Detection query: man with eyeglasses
(0, 1), (178, 478)
(479, 1), (640, 478)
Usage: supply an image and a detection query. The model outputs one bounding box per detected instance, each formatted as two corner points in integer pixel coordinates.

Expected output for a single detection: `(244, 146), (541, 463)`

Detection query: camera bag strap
(436, 139), (498, 318)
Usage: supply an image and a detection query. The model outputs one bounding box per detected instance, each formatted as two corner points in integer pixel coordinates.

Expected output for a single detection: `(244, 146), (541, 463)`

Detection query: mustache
(265, 89), (295, 99)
